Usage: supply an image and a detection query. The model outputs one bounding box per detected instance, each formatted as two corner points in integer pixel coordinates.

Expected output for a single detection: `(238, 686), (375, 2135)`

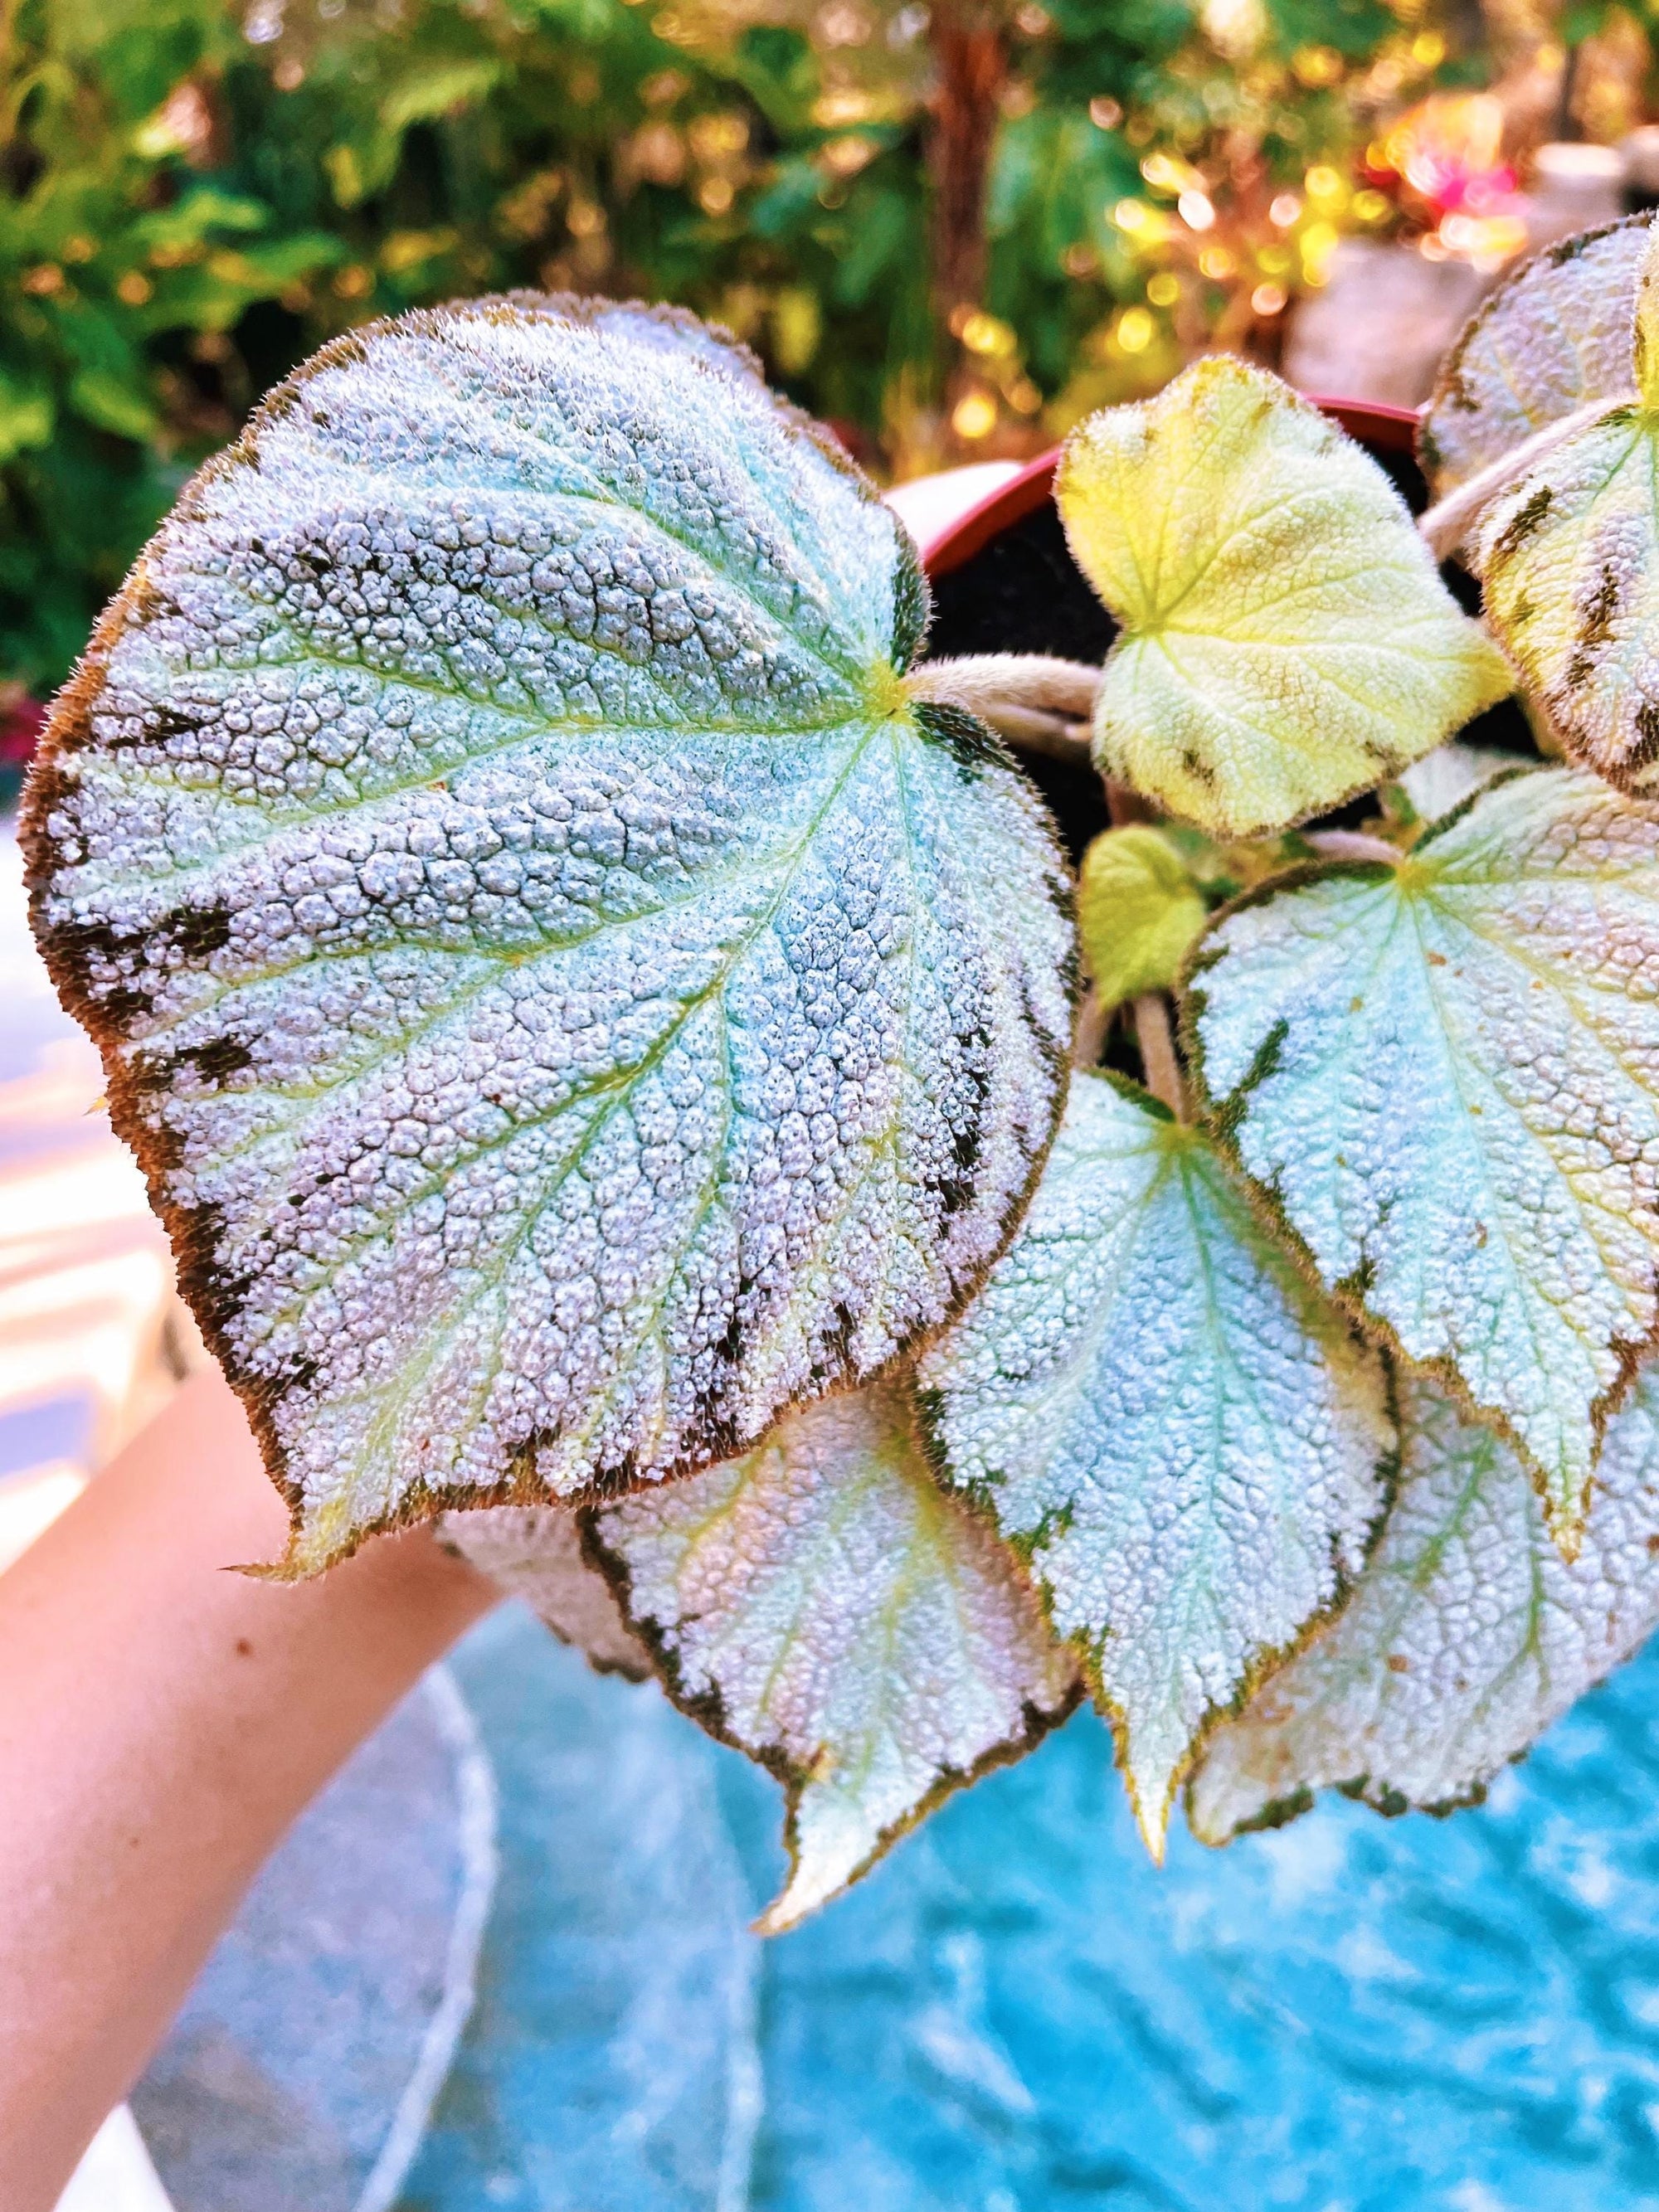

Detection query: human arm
(0, 1363), (496, 2210)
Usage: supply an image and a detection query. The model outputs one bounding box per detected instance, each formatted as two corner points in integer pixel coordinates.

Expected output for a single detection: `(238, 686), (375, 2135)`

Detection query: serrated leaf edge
(578, 1378), (1082, 1933)
(917, 1067), (1400, 1860)
(1175, 768), (1659, 1555)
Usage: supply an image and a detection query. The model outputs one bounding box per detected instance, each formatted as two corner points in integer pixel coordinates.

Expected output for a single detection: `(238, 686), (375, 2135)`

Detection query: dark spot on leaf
(168, 902), (234, 960)
(1579, 564), (1622, 653)
(1627, 700), (1659, 774)
(190, 1034), (254, 1084)
(912, 698), (998, 778)
(1228, 1782), (1316, 1835)
(1486, 484), (1553, 572)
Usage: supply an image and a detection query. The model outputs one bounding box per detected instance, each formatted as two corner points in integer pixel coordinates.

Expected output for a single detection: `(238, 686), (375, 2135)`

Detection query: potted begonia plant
(24, 221), (1659, 1932)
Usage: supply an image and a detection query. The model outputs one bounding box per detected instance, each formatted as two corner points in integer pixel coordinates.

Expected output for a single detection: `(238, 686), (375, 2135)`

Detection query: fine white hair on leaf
(917, 1069), (1392, 1857)
(1189, 1364), (1659, 1841)
(22, 295), (1076, 1573)
(588, 1375), (1079, 1932)
(1189, 765), (1659, 1550)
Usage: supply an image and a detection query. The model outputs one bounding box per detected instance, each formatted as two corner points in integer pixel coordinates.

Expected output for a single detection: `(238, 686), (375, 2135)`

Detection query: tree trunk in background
(926, 0), (1007, 449)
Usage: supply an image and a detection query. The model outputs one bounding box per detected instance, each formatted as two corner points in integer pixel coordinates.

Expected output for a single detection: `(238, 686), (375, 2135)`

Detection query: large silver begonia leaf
(588, 1376), (1079, 1931)
(918, 1071), (1392, 1855)
(1190, 1367), (1659, 1840)
(1188, 766), (1659, 1549)
(22, 296), (1075, 1573)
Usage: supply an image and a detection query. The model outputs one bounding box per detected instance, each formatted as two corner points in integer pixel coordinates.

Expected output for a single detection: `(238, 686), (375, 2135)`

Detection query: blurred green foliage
(2, 0), (1467, 694)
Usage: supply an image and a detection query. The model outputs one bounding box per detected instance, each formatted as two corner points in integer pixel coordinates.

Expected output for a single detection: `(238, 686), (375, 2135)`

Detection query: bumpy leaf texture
(1470, 221), (1659, 795)
(919, 1072), (1391, 1855)
(1190, 1366), (1659, 1840)
(439, 1503), (650, 1679)
(1076, 825), (1207, 1012)
(1419, 211), (1651, 496)
(22, 296), (1075, 1573)
(1189, 767), (1659, 1548)
(1055, 355), (1511, 837)
(588, 1377), (1078, 1932)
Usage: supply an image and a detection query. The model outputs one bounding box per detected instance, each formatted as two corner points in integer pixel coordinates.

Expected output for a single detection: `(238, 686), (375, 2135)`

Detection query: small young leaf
(1395, 740), (1525, 824)
(1054, 355), (1511, 837)
(438, 1505), (651, 1679)
(588, 1378), (1078, 1932)
(23, 297), (1075, 1573)
(1189, 766), (1659, 1547)
(1077, 825), (1208, 1011)
(1471, 250), (1659, 795)
(1420, 213), (1650, 496)
(917, 1071), (1392, 1855)
(1189, 1367), (1659, 1842)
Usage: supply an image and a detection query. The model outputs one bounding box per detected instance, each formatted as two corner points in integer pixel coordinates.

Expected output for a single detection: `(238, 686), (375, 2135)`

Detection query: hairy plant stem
(1072, 986), (1108, 1071)
(1302, 828), (1400, 867)
(1417, 396), (1628, 559)
(906, 654), (1097, 761)
(1133, 994), (1186, 1120)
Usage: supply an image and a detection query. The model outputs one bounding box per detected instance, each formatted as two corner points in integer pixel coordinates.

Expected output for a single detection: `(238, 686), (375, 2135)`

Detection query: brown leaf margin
(915, 1065), (1399, 1860)
(19, 293), (1080, 1574)
(1174, 766), (1659, 1558)
(579, 1373), (1083, 1932)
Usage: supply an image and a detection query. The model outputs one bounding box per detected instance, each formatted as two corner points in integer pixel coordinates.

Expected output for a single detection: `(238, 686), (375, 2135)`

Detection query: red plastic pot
(914, 396), (1422, 580)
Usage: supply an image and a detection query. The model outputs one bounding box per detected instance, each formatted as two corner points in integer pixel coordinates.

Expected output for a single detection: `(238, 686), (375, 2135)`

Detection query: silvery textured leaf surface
(591, 1377), (1078, 1930)
(1472, 397), (1659, 795)
(22, 297), (1073, 1572)
(439, 1502), (650, 1677)
(1056, 355), (1511, 835)
(1459, 227), (1659, 795)
(1190, 766), (1659, 1543)
(1420, 212), (1650, 495)
(920, 1071), (1390, 1853)
(1190, 1367), (1659, 1840)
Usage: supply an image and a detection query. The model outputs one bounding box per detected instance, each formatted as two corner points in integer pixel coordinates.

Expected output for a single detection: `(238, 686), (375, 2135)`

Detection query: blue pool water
(141, 1601), (1659, 2210)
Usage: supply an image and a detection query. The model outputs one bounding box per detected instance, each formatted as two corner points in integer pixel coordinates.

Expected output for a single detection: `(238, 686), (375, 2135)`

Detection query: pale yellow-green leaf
(1190, 1367), (1659, 1841)
(918, 1072), (1391, 1856)
(588, 1378), (1078, 1931)
(1076, 825), (1208, 1010)
(1189, 766), (1659, 1548)
(1419, 214), (1651, 497)
(1637, 220), (1659, 406)
(1055, 355), (1511, 837)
